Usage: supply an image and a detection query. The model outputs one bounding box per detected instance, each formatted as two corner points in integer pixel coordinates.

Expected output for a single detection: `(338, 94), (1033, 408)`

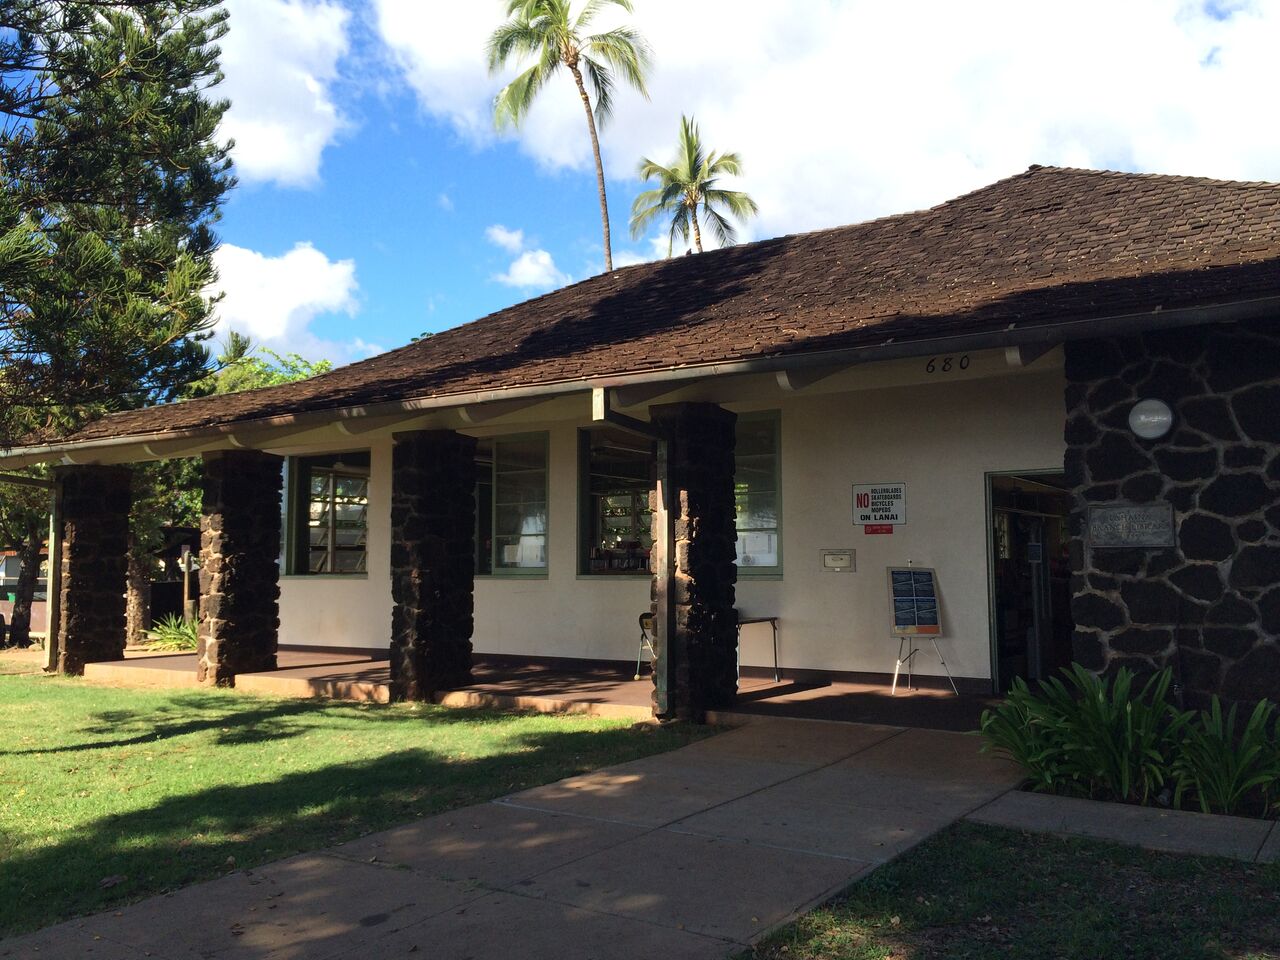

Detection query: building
(2, 165), (1278, 717)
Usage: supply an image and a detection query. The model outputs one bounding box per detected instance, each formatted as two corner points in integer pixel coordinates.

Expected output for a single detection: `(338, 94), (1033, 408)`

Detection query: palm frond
(629, 190), (669, 238)
(701, 204), (738, 247)
(706, 150), (745, 178)
(575, 0), (633, 31)
(486, 20), (546, 72)
(580, 54), (615, 127)
(667, 206), (691, 257)
(705, 188), (759, 220)
(636, 156), (676, 182)
(493, 59), (559, 129)
(585, 26), (651, 98)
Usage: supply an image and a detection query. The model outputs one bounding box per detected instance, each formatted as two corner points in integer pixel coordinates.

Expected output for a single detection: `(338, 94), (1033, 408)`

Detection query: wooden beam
(591, 387), (663, 439)
(775, 365), (848, 392)
(606, 381), (685, 409)
(457, 396), (555, 424)
(333, 412), (423, 436)
(142, 437), (221, 459)
(0, 472), (54, 490)
(1004, 343), (1055, 368)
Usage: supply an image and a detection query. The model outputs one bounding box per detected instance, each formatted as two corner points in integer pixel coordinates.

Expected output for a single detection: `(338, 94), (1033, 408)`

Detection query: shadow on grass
(0, 720), (690, 939)
(3, 689), (540, 757)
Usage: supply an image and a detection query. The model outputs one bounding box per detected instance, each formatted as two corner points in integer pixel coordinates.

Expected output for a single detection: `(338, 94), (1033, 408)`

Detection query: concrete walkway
(969, 790), (1280, 863)
(3, 717), (1022, 960)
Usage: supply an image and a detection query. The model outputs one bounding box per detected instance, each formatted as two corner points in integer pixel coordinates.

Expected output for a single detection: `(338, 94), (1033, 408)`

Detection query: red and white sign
(864, 524), (894, 535)
(853, 483), (906, 526)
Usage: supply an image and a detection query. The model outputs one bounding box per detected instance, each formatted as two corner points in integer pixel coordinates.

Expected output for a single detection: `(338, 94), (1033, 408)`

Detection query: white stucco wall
(274, 359), (1066, 684)
(276, 438), (394, 652)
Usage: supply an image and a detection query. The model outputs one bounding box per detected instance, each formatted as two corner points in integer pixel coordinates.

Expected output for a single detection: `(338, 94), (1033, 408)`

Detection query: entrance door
(988, 473), (1073, 692)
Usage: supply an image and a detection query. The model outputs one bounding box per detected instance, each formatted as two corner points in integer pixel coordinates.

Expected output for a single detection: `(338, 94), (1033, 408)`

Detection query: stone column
(197, 450), (283, 685)
(649, 403), (738, 722)
(1064, 321), (1280, 708)
(389, 430), (477, 700)
(55, 465), (132, 674)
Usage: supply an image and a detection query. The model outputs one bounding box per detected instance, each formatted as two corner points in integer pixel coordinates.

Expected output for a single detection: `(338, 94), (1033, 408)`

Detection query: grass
(749, 822), (1280, 960)
(0, 656), (705, 937)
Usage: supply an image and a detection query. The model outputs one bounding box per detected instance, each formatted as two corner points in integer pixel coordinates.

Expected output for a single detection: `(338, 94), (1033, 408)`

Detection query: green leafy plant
(144, 614), (198, 652)
(980, 676), (1066, 793)
(1045, 664), (1187, 805)
(1172, 698), (1279, 817)
(982, 665), (1188, 805)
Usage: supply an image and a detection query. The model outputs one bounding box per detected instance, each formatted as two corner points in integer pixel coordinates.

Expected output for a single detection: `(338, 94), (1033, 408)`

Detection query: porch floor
(75, 651), (997, 731)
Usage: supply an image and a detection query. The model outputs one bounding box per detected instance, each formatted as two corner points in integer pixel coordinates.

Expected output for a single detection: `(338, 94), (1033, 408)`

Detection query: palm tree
(488, 0), (651, 273)
(630, 115), (758, 256)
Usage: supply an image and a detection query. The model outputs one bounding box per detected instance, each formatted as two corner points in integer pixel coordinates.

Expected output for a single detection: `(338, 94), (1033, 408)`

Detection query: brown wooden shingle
(58, 165), (1280, 444)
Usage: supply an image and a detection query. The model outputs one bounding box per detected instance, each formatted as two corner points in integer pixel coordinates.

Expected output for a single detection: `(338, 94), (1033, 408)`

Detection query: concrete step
(234, 670), (391, 703)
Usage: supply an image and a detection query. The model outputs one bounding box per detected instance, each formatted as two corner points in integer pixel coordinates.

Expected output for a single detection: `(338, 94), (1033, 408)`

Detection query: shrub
(978, 676), (1066, 794)
(1172, 698), (1280, 818)
(145, 614), (198, 651)
(983, 664), (1280, 818)
(982, 664), (1186, 805)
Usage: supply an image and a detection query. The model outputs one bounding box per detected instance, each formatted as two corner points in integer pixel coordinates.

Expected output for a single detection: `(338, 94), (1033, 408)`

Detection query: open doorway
(988, 472), (1073, 692)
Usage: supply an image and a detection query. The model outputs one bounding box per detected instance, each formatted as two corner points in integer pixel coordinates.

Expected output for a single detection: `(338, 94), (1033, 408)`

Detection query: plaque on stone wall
(1087, 503), (1175, 549)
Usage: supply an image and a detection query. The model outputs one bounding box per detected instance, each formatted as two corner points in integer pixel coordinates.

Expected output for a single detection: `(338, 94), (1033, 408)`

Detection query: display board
(887, 566), (941, 636)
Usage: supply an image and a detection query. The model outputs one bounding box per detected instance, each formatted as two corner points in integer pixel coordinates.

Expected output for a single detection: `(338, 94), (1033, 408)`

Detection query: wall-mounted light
(1128, 398), (1174, 440)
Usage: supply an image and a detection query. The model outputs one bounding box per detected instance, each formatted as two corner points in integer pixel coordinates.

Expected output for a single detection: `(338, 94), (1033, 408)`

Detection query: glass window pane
(495, 470), (547, 504)
(483, 435), (549, 572)
(737, 532), (779, 568)
(295, 457), (369, 576)
(734, 417), (780, 572)
(496, 503), (547, 537)
(735, 492), (777, 530)
(334, 550), (366, 574)
(496, 438), (546, 470)
(495, 534), (547, 569)
(736, 419), (777, 458)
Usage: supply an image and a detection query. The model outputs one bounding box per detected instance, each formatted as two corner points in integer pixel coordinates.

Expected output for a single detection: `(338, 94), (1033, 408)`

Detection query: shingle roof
(58, 165), (1280, 444)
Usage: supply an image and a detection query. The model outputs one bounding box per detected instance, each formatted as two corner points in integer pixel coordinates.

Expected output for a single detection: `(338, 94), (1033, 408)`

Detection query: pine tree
(0, 2), (233, 645)
(0, 1), (234, 446)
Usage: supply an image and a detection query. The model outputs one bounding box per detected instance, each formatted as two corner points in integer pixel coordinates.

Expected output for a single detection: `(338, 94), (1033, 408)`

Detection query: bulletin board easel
(887, 564), (958, 696)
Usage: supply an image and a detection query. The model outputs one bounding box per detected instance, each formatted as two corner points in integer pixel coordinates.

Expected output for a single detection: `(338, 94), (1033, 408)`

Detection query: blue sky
(209, 0), (1280, 364)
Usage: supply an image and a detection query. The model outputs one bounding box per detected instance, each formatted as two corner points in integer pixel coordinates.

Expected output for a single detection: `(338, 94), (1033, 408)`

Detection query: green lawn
(750, 822), (1280, 960)
(0, 655), (703, 936)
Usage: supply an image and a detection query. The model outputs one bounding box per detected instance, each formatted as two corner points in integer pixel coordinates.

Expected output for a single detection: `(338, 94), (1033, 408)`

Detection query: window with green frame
(579, 427), (655, 575)
(475, 435), (548, 576)
(288, 451), (370, 575)
(735, 413), (781, 575)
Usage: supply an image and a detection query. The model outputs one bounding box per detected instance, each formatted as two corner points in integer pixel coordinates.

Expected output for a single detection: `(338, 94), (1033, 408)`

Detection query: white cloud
(485, 224), (526, 253)
(218, 0), (351, 187)
(372, 0), (1280, 244)
(438, 192), (455, 212)
(484, 223), (570, 290)
(493, 249), (571, 290)
(211, 242), (369, 362)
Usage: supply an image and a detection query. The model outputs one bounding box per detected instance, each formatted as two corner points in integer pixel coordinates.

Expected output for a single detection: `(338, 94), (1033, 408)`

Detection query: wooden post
(42, 476), (62, 674)
(652, 436), (675, 718)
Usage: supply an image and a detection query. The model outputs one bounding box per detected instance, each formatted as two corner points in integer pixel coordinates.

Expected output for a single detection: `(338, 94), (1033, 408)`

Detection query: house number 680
(925, 355), (970, 374)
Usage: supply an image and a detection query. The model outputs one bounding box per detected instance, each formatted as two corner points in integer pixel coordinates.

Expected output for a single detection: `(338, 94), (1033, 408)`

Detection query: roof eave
(3, 293), (1276, 469)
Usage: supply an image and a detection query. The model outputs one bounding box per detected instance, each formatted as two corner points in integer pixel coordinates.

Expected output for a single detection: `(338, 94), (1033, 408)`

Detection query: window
(735, 413), (781, 575)
(579, 427), (655, 575)
(475, 435), (548, 576)
(289, 451), (370, 575)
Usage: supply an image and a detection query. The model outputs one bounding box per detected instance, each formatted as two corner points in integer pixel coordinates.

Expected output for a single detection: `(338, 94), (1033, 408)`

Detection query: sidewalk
(969, 790), (1280, 863)
(3, 717), (1022, 960)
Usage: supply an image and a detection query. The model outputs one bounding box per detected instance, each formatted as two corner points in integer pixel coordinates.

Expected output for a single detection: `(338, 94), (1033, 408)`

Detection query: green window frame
(475, 433), (549, 578)
(286, 451), (371, 576)
(578, 427), (655, 576)
(735, 412), (782, 577)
